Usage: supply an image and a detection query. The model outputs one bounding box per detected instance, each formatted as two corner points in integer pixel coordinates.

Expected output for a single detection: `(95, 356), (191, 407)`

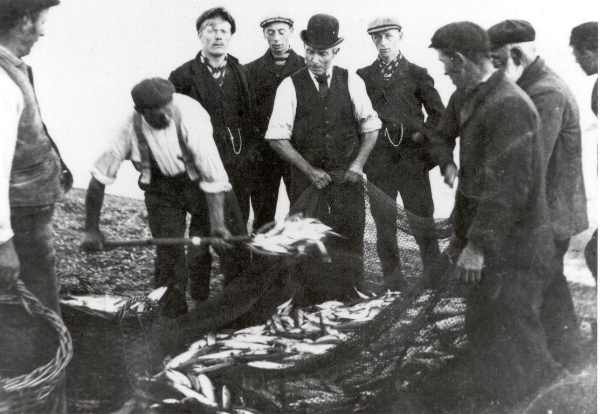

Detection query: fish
(197, 374), (216, 404)
(169, 381), (218, 408)
(246, 361), (294, 370)
(221, 385), (232, 410)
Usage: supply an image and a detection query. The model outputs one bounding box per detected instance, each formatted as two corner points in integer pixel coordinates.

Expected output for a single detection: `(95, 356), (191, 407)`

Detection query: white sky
(24, 0), (598, 217)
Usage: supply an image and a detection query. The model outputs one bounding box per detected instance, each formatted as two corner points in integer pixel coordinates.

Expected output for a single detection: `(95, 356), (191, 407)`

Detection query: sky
(24, 0), (598, 219)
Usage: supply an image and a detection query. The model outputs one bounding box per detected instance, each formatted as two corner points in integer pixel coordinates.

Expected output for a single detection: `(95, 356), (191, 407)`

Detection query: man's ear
(509, 47), (523, 66)
(17, 14), (34, 34)
(453, 51), (469, 67)
(398, 30), (404, 41)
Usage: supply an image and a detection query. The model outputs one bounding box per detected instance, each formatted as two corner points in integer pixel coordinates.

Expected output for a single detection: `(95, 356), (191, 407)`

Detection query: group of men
(0, 0), (598, 412)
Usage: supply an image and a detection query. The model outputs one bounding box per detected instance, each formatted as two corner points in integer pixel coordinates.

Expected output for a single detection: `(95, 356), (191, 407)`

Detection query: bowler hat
(301, 14), (343, 50)
(367, 17), (402, 35)
(131, 78), (175, 110)
(488, 20), (535, 49)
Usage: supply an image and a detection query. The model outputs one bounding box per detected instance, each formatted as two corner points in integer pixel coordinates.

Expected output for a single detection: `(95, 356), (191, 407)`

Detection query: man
(266, 14), (381, 304)
(357, 17), (445, 290)
(570, 21), (598, 280)
(488, 19), (588, 371)
(169, 7), (259, 229)
(0, 0), (69, 412)
(427, 22), (561, 409)
(245, 14), (305, 230)
(81, 78), (232, 318)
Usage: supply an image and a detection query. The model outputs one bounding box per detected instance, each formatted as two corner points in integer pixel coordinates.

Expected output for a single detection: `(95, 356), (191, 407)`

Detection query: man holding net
(357, 17), (446, 290)
(426, 22), (562, 409)
(266, 14), (381, 304)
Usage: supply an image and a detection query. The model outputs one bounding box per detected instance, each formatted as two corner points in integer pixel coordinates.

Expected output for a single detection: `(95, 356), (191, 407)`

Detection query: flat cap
(488, 20), (535, 49)
(570, 21), (598, 50)
(367, 17), (402, 35)
(0, 0), (59, 27)
(430, 21), (490, 54)
(131, 78), (175, 110)
(260, 16), (294, 28)
(196, 7), (236, 34)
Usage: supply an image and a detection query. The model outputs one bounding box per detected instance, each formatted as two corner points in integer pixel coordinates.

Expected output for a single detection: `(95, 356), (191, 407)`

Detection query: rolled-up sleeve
(264, 77), (297, 140)
(347, 72), (382, 134)
(182, 103), (232, 193)
(91, 120), (133, 185)
(0, 74), (23, 243)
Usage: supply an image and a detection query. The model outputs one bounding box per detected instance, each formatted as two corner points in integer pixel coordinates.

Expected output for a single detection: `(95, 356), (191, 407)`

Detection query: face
(437, 50), (468, 89)
(263, 22), (293, 54)
(142, 102), (174, 130)
(17, 9), (49, 58)
(490, 47), (509, 70)
(305, 45), (338, 75)
(572, 47), (598, 75)
(370, 28), (402, 61)
(198, 17), (232, 58)
(490, 46), (522, 82)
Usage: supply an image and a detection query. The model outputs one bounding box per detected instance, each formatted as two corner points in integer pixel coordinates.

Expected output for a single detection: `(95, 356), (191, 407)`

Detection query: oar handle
(103, 235), (250, 249)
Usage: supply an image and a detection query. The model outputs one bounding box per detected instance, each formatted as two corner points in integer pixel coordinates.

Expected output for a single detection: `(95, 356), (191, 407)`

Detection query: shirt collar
(199, 51), (228, 69)
(308, 67), (333, 85)
(0, 44), (28, 71)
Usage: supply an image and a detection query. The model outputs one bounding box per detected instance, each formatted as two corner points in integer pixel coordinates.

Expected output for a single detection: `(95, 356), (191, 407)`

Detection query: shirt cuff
(0, 228), (13, 244)
(91, 168), (116, 185)
(199, 181), (232, 193)
(359, 115), (382, 134)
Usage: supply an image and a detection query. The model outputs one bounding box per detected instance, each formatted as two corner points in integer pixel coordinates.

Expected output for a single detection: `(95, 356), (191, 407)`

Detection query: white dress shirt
(0, 61), (25, 243)
(92, 93), (231, 193)
(265, 66), (382, 140)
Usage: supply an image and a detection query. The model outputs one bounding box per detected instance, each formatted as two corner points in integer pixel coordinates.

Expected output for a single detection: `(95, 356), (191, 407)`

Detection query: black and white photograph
(0, 0), (597, 412)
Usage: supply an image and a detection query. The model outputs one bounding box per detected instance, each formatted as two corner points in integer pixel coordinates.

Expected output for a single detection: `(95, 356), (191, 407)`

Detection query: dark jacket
(357, 57), (444, 168)
(517, 58), (588, 240)
(431, 71), (554, 270)
(169, 53), (259, 168)
(245, 49), (305, 136)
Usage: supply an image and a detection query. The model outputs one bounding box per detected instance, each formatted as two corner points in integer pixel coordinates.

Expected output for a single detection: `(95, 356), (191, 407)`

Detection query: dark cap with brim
(131, 78), (175, 110)
(260, 16), (294, 28)
(488, 19), (535, 49)
(430, 21), (490, 55)
(0, 0), (60, 24)
(570, 21), (598, 50)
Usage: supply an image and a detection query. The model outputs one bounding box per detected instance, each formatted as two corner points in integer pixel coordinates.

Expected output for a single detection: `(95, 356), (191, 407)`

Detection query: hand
(443, 235), (463, 264)
(455, 242), (484, 284)
(443, 163), (458, 188)
(0, 239), (20, 290)
(411, 131), (425, 144)
(343, 169), (365, 184)
(210, 226), (232, 253)
(308, 168), (332, 189)
(80, 229), (105, 252)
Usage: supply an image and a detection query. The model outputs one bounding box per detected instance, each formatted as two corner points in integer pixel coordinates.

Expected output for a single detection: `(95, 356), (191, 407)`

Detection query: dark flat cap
(488, 20), (535, 49)
(0, 0), (59, 29)
(430, 21), (490, 55)
(131, 78), (175, 110)
(260, 16), (293, 28)
(570, 21), (598, 51)
(367, 17), (402, 34)
(196, 7), (236, 34)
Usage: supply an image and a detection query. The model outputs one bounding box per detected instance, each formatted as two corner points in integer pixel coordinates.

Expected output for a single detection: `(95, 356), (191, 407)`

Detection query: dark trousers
(251, 152), (291, 231)
(0, 205), (66, 413)
(540, 238), (581, 367)
(366, 156), (441, 278)
(463, 266), (562, 405)
(585, 229), (597, 280)
(228, 164), (256, 232)
(144, 175), (247, 302)
(289, 177), (365, 305)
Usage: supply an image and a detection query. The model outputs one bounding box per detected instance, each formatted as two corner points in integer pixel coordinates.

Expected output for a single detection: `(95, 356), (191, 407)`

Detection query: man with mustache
(488, 19), (588, 372)
(357, 17), (446, 290)
(81, 78), (232, 318)
(245, 14), (305, 230)
(266, 14), (381, 304)
(426, 21), (561, 410)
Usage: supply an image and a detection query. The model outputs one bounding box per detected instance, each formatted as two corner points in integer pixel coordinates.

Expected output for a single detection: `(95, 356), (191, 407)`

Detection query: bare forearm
(84, 177), (105, 231)
(270, 140), (314, 176)
(350, 130), (379, 170)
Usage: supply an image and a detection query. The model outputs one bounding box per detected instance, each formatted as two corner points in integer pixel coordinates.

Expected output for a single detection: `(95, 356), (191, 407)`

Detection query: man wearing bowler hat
(357, 17), (446, 290)
(425, 21), (561, 409)
(246, 14), (305, 230)
(266, 14), (381, 304)
(488, 19), (588, 371)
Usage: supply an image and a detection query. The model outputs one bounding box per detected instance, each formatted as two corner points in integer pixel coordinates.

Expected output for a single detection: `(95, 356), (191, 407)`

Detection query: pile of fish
(248, 214), (337, 259)
(60, 286), (167, 319)
(140, 290), (405, 412)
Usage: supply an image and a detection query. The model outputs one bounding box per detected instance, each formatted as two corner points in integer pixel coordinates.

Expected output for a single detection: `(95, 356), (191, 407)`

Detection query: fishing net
(122, 177), (470, 413)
